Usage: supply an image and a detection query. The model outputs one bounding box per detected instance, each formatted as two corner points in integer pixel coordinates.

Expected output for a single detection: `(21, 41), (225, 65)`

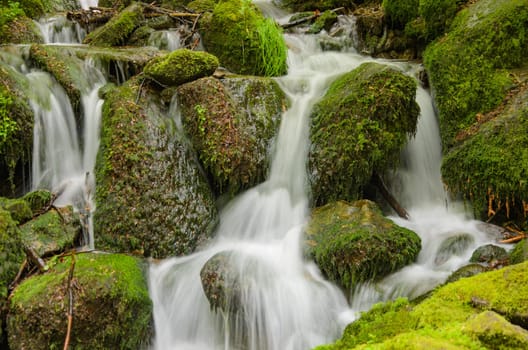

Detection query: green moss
(199, 0), (287, 77)
(143, 48), (219, 86)
(20, 206), (80, 256)
(0, 62), (34, 197)
(94, 77), (217, 258)
(281, 0), (355, 12)
(510, 239), (528, 264)
(424, 0), (528, 150)
(21, 189), (52, 216)
(0, 197), (32, 224)
(8, 252), (152, 349)
(320, 261), (528, 349)
(306, 200), (421, 293)
(382, 0), (419, 29)
(307, 10), (338, 34)
(83, 2), (145, 47)
(309, 62), (419, 205)
(0, 208), (24, 299)
(441, 86), (528, 221)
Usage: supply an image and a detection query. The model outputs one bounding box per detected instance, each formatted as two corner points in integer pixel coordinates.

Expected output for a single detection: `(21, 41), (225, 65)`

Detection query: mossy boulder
(176, 75), (285, 195)
(317, 261), (528, 349)
(305, 200), (421, 294)
(434, 233), (474, 266)
(0, 209), (25, 341)
(20, 206), (81, 257)
(445, 263), (488, 284)
(200, 250), (243, 314)
(510, 239), (528, 264)
(7, 252), (152, 349)
(382, 0), (419, 29)
(83, 2), (145, 47)
(0, 197), (33, 224)
(21, 189), (52, 215)
(441, 82), (528, 224)
(144, 48), (219, 87)
(308, 62), (419, 206)
(94, 77), (217, 258)
(0, 59), (34, 197)
(198, 0), (287, 76)
(469, 244), (509, 266)
(424, 0), (528, 150)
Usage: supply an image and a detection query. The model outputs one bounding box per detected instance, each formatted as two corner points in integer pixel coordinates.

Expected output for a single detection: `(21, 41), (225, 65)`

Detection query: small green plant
(194, 104), (207, 135)
(0, 93), (18, 150)
(0, 1), (25, 27)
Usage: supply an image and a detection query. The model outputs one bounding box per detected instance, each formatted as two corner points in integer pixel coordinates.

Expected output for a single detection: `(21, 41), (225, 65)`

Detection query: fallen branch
(372, 172), (409, 220)
(500, 225), (527, 243)
(24, 246), (47, 272)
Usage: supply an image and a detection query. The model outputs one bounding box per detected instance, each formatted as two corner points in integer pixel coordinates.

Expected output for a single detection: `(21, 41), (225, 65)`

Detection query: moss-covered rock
(0, 16), (44, 44)
(308, 62), (419, 206)
(434, 233), (474, 266)
(199, 0), (287, 76)
(469, 244), (509, 266)
(20, 206), (81, 257)
(21, 189), (52, 216)
(144, 48), (218, 87)
(318, 261), (528, 349)
(176, 75), (285, 195)
(0, 197), (33, 224)
(441, 82), (528, 223)
(307, 10), (338, 34)
(83, 2), (145, 47)
(463, 310), (528, 349)
(510, 239), (528, 264)
(382, 0), (419, 29)
(94, 77), (217, 258)
(7, 252), (152, 349)
(0, 58), (34, 197)
(424, 0), (528, 150)
(187, 0), (216, 13)
(305, 200), (421, 294)
(445, 263), (488, 284)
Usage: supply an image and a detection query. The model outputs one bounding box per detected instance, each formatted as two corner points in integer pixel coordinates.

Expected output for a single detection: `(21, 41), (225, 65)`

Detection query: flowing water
(149, 3), (509, 349)
(28, 55), (105, 248)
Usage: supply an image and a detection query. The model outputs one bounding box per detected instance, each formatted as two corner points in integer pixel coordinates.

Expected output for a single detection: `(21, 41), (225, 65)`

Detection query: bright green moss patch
(424, 0), (528, 150)
(144, 48), (219, 86)
(83, 2), (144, 47)
(7, 252), (152, 350)
(199, 0), (287, 76)
(319, 261), (528, 349)
(305, 200), (421, 293)
(510, 239), (528, 264)
(382, 0), (419, 29)
(0, 208), (24, 299)
(309, 62), (419, 205)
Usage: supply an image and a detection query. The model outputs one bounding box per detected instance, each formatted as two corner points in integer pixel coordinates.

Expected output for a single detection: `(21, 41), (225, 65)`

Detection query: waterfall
(148, 30), (182, 51)
(30, 58), (105, 249)
(348, 85), (508, 311)
(36, 15), (86, 44)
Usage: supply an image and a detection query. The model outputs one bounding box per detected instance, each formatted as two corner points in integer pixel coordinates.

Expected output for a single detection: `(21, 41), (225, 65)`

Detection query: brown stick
(372, 172), (410, 220)
(500, 235), (526, 244)
(63, 254), (76, 350)
(24, 246), (47, 272)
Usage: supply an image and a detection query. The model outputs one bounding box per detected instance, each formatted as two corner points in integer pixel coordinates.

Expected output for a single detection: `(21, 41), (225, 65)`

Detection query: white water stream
(149, 2), (507, 349)
(29, 57), (105, 249)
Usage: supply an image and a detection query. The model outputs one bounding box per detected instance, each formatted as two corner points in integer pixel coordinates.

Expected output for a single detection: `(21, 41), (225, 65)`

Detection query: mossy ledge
(317, 261), (528, 349)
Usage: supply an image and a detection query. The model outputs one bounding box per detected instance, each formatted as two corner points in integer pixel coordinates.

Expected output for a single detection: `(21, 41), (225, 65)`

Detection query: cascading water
(36, 15), (86, 44)
(29, 57), (105, 249)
